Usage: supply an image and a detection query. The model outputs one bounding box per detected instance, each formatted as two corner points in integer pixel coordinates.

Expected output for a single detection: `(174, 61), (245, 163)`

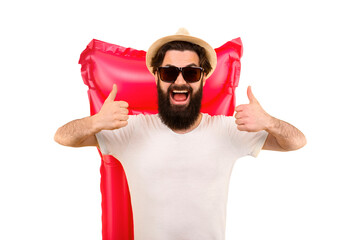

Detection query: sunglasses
(157, 66), (204, 83)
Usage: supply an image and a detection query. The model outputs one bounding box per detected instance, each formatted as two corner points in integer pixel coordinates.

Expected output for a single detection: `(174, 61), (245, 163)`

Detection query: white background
(1, 0), (359, 239)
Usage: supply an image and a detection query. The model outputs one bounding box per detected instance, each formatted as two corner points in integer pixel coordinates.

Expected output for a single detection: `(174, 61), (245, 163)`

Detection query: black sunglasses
(157, 66), (204, 83)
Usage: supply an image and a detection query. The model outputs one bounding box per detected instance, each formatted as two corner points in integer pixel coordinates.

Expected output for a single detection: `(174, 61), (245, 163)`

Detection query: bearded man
(55, 28), (306, 240)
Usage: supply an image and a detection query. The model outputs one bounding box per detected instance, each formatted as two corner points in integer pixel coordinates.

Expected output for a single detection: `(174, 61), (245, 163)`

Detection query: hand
(235, 86), (273, 132)
(92, 84), (129, 131)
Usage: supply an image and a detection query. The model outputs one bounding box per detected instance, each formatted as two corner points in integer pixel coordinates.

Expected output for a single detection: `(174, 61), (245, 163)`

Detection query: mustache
(167, 84), (193, 93)
(156, 77), (193, 94)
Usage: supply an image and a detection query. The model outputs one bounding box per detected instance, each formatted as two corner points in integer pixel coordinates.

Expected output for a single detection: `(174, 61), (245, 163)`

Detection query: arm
(54, 116), (99, 147)
(54, 84), (129, 147)
(262, 117), (306, 151)
(235, 86), (306, 151)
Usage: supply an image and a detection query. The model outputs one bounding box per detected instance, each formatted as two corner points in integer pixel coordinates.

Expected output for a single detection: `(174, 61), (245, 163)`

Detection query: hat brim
(146, 34), (217, 79)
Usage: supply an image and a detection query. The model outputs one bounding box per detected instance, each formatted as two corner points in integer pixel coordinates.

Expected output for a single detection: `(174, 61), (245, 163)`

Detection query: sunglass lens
(160, 67), (179, 83)
(183, 67), (201, 83)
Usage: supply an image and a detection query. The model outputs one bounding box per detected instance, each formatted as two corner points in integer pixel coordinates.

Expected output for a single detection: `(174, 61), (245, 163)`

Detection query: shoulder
(96, 114), (160, 146)
(198, 114), (237, 136)
(129, 114), (161, 125)
(127, 114), (166, 133)
(201, 113), (234, 126)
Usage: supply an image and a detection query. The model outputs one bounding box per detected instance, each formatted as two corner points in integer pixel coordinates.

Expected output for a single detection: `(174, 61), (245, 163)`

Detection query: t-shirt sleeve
(95, 115), (136, 156)
(225, 116), (268, 158)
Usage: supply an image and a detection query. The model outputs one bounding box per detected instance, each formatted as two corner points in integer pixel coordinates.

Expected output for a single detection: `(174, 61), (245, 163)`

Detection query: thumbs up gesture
(93, 84), (129, 131)
(235, 86), (273, 132)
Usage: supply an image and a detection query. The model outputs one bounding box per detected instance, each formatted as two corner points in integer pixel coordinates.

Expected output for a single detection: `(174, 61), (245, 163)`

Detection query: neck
(172, 113), (203, 134)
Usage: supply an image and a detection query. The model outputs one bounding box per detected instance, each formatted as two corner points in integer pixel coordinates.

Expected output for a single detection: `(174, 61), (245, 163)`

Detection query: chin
(157, 82), (203, 130)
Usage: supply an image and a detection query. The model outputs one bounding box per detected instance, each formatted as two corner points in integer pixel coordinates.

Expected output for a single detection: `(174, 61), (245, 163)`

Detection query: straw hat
(146, 28), (217, 79)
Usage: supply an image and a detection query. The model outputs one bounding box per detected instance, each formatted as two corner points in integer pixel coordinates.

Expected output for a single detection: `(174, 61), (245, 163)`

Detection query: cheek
(156, 76), (170, 93)
(159, 82), (171, 94)
(190, 83), (201, 95)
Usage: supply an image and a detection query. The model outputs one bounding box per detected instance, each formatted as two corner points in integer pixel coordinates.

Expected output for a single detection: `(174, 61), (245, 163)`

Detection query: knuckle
(114, 113), (123, 120)
(237, 104), (246, 110)
(114, 102), (122, 108)
(112, 120), (128, 129)
(120, 120), (128, 128)
(120, 108), (129, 115)
(111, 122), (119, 129)
(119, 101), (129, 108)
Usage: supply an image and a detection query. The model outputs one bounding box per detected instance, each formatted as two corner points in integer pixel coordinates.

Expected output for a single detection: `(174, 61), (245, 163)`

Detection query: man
(55, 28), (306, 240)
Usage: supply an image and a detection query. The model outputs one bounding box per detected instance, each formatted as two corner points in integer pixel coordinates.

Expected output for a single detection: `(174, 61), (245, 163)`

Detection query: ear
(202, 73), (207, 87)
(154, 71), (159, 86)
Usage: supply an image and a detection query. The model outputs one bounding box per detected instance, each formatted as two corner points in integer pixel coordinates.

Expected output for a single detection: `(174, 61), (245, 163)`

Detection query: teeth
(172, 90), (188, 93)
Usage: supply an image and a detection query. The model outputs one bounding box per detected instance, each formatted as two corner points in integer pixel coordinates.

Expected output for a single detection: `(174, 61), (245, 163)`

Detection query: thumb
(247, 86), (258, 104)
(105, 84), (117, 102)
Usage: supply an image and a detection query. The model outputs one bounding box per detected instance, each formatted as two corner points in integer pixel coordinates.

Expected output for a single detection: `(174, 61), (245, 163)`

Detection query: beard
(157, 79), (203, 131)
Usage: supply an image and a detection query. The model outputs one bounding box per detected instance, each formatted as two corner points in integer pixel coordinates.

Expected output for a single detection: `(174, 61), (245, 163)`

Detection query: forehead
(162, 50), (200, 67)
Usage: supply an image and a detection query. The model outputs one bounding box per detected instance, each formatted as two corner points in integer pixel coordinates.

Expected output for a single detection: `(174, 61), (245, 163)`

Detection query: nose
(174, 72), (187, 85)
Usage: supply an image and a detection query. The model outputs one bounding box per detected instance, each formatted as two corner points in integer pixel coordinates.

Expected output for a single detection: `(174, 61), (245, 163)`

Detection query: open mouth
(170, 90), (190, 105)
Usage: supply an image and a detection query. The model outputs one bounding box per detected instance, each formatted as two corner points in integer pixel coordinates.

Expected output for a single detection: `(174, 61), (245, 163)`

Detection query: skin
(157, 50), (204, 134)
(54, 49), (306, 151)
(53, 84), (129, 148)
(235, 86), (306, 151)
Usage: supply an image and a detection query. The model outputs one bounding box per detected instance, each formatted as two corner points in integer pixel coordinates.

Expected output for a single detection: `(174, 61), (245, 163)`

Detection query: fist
(93, 84), (129, 131)
(235, 86), (272, 132)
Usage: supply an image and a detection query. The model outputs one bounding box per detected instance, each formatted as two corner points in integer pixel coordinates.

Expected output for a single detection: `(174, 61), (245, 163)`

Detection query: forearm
(265, 117), (307, 151)
(54, 116), (98, 147)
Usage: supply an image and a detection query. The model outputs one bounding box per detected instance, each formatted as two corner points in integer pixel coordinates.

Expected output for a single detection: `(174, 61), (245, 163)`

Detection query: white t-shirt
(96, 113), (268, 240)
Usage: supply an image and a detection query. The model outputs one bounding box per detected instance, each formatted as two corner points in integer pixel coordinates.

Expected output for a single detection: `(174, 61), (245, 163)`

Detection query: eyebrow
(164, 63), (199, 67)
